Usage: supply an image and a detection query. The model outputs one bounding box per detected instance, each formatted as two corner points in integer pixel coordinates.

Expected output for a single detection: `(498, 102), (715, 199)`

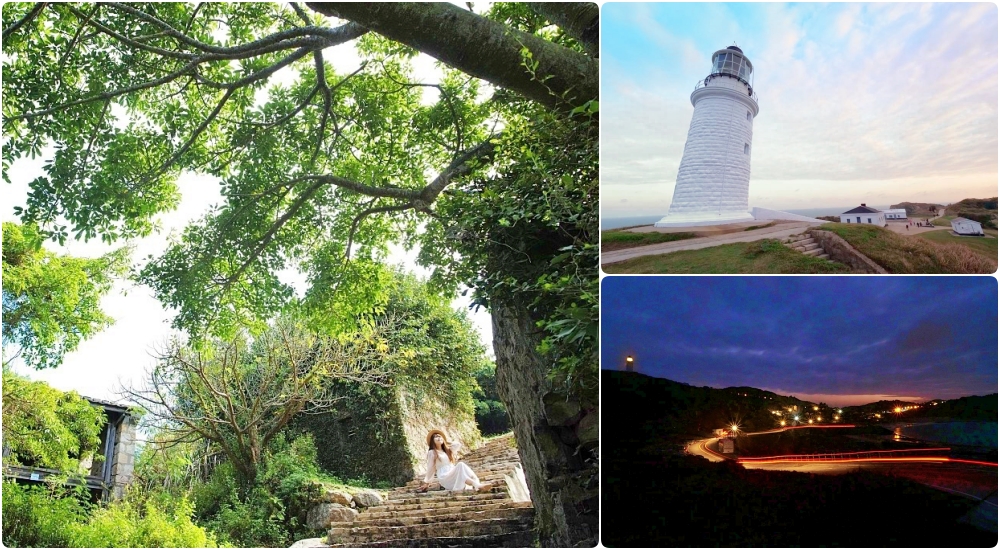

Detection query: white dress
(424, 449), (483, 491)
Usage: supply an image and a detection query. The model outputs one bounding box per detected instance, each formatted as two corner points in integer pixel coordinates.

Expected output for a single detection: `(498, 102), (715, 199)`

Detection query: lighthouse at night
(656, 46), (760, 227)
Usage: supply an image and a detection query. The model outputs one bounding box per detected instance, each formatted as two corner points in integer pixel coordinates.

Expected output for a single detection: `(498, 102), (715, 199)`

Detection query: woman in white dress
(417, 429), (493, 493)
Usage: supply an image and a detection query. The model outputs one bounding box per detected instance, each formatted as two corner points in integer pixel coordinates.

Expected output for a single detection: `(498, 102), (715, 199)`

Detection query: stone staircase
(784, 233), (830, 260)
(325, 434), (535, 547)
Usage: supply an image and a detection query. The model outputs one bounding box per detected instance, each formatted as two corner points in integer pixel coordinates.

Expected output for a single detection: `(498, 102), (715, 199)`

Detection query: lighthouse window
(747, 111), (751, 121)
(744, 143), (749, 154)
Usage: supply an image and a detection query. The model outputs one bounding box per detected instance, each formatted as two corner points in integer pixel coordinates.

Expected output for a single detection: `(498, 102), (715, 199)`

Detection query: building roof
(841, 205), (882, 214)
(884, 209), (908, 213)
(951, 217), (980, 224)
(83, 395), (133, 415)
(727, 45), (743, 53)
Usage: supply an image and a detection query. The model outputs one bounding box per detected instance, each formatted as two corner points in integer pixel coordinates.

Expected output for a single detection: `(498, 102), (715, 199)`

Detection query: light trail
(738, 448), (953, 462)
(738, 457), (951, 465)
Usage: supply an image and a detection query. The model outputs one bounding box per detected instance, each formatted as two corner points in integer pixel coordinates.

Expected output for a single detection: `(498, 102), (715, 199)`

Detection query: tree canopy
(3, 3), (599, 544)
(2, 222), (130, 369)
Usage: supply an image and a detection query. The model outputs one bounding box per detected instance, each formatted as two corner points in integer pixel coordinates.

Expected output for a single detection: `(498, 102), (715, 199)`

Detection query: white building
(718, 438), (735, 454)
(840, 204), (886, 226)
(951, 217), (984, 236)
(656, 46), (759, 227)
(883, 209), (908, 220)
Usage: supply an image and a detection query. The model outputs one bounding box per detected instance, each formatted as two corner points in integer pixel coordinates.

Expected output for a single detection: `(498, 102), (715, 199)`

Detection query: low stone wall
(293, 384), (481, 486)
(807, 229), (887, 274)
(397, 388), (480, 477)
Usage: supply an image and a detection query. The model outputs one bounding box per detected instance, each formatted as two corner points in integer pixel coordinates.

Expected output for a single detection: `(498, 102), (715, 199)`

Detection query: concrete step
(816, 253), (830, 260)
(803, 247), (825, 257)
(328, 516), (533, 545)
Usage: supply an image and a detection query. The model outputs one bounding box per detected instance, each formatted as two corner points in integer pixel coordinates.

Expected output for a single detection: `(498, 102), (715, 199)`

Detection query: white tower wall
(656, 48), (760, 227)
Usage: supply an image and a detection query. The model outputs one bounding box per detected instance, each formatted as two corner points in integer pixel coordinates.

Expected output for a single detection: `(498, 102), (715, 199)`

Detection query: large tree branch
(527, 3), (599, 58)
(2, 2), (47, 41)
(306, 3), (597, 111)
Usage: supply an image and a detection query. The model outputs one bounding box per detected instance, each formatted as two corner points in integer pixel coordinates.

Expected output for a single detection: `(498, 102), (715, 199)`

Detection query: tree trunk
(491, 296), (598, 547)
(306, 2), (598, 111)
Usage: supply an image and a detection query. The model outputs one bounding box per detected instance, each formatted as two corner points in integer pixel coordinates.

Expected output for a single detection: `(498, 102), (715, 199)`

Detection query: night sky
(601, 277), (998, 406)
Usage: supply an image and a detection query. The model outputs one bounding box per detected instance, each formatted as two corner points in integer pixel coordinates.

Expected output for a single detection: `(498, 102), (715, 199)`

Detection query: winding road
(684, 426), (998, 531)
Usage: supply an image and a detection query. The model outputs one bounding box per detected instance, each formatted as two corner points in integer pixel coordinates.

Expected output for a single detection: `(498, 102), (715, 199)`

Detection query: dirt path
(601, 221), (818, 266)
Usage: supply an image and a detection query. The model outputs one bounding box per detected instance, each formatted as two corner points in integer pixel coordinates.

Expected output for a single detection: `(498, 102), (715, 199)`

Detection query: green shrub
(1, 482), (219, 548)
(70, 493), (219, 548)
(2, 481), (85, 548)
(192, 433), (330, 547)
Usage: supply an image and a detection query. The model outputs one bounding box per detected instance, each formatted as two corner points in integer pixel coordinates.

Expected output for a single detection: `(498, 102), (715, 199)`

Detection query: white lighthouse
(656, 46), (760, 227)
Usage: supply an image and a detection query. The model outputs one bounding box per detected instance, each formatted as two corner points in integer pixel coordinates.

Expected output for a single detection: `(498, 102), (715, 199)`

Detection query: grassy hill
(814, 223), (996, 273)
(602, 371), (821, 443)
(945, 197), (998, 229)
(891, 201), (946, 217)
(902, 394), (998, 422)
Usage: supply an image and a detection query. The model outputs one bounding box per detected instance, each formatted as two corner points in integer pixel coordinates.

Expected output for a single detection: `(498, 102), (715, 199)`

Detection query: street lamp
(625, 355), (634, 372)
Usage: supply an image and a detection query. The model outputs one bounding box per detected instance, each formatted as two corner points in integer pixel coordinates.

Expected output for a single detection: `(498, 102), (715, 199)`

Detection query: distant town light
(780, 420), (786, 426)
(817, 417), (822, 422)
(794, 416), (799, 421)
(808, 419), (813, 424)
(837, 409), (842, 414)
(813, 406), (818, 411)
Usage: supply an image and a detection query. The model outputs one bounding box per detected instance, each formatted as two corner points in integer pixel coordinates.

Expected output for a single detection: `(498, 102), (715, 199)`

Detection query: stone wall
(396, 387), (481, 477)
(109, 414), (136, 499)
(807, 228), (887, 274)
(294, 383), (481, 486)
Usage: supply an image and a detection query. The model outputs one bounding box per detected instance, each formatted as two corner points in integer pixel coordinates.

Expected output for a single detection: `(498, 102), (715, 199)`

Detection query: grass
(601, 239), (851, 274)
(601, 229), (698, 252)
(815, 223), (996, 274)
(917, 229), (998, 262)
(933, 215), (956, 227)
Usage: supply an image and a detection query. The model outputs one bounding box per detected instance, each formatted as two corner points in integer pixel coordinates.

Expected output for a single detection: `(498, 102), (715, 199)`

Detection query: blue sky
(602, 3), (999, 218)
(600, 277), (998, 406)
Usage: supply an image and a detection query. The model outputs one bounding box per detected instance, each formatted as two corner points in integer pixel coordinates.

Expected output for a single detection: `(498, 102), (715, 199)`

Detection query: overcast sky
(601, 276), (998, 407)
(602, 2), (999, 218)
(3, 19), (494, 403)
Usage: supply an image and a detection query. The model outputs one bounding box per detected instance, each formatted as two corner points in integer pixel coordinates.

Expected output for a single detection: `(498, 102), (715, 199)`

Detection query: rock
(542, 392), (582, 426)
(290, 537), (330, 548)
(575, 410), (598, 449)
(351, 490), (383, 508)
(306, 503), (358, 530)
(322, 489), (353, 507)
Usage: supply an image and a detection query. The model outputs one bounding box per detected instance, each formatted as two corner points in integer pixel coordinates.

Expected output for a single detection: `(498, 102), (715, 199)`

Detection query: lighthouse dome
(711, 46), (753, 83)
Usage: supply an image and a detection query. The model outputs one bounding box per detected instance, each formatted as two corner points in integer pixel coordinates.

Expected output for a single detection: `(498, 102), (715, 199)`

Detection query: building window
(744, 143), (749, 154)
(747, 111), (751, 121)
(867, 218), (872, 223)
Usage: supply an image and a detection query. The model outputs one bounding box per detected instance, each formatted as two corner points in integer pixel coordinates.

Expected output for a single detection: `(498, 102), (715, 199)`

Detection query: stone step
(328, 516), (533, 545)
(803, 247), (825, 257)
(340, 505), (533, 529)
(366, 496), (518, 514)
(361, 500), (531, 521)
(384, 491), (509, 506)
(326, 529), (535, 548)
(801, 242), (820, 251)
(816, 253), (830, 260)
(398, 472), (513, 490)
